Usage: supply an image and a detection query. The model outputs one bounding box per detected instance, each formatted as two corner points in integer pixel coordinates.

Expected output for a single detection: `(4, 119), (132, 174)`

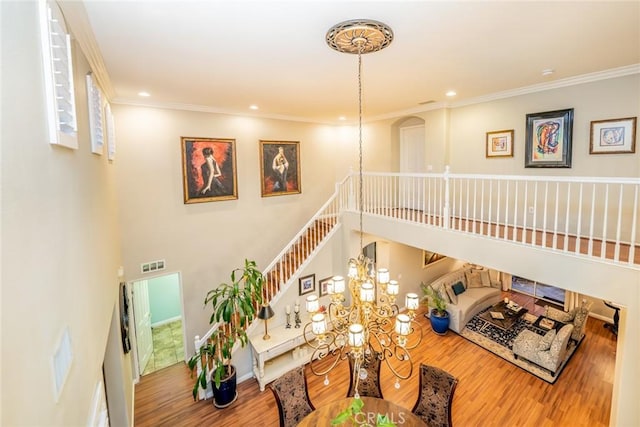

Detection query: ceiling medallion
(326, 19), (393, 54)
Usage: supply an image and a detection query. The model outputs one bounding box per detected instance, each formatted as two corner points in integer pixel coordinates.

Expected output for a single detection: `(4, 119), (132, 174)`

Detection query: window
(38, 0), (78, 149)
(86, 73), (104, 154)
(511, 276), (565, 306)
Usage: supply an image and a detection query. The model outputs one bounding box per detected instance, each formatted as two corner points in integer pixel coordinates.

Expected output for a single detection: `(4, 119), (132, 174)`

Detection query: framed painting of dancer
(259, 140), (301, 197)
(525, 109), (574, 168)
(181, 137), (238, 203)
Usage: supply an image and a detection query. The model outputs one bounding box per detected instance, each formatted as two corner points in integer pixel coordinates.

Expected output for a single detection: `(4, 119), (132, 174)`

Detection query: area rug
(459, 308), (581, 384)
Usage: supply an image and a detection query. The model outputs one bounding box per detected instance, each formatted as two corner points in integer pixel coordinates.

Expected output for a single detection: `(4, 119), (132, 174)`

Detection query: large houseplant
(188, 259), (265, 408)
(420, 282), (450, 335)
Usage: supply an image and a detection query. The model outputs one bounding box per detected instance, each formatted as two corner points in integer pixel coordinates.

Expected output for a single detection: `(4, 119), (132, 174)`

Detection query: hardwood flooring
(134, 292), (616, 426)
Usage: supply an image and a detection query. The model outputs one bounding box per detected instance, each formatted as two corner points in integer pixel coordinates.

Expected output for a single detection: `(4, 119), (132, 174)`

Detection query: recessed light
(138, 91), (150, 97)
(542, 68), (555, 76)
(249, 105), (259, 110)
(338, 116), (346, 121)
(445, 91), (457, 97)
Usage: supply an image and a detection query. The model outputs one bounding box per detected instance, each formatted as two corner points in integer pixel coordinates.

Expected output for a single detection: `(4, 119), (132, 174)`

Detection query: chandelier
(303, 19), (422, 397)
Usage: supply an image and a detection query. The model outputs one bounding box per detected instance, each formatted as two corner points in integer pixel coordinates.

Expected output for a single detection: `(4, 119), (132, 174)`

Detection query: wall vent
(52, 327), (73, 401)
(141, 259), (166, 274)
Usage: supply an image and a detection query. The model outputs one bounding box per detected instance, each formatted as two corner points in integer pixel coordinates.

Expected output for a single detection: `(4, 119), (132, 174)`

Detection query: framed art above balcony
(486, 129), (514, 158)
(589, 117), (637, 154)
(525, 108), (574, 168)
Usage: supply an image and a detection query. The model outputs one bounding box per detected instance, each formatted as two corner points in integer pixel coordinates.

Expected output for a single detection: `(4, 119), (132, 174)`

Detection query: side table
(248, 322), (314, 391)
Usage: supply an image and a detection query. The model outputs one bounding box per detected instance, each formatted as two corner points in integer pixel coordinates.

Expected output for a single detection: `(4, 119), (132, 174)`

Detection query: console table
(248, 322), (314, 391)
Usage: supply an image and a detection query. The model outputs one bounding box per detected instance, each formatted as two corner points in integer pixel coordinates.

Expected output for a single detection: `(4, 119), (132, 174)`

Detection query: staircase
(193, 170), (639, 399)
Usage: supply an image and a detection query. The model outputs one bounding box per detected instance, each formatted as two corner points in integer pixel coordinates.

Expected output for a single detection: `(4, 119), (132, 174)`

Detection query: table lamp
(258, 304), (275, 340)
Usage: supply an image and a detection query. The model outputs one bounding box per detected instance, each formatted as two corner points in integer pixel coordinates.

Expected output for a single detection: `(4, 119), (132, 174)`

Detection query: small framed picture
(486, 129), (514, 158)
(319, 276), (333, 297)
(525, 108), (574, 168)
(299, 274), (316, 296)
(590, 117), (637, 154)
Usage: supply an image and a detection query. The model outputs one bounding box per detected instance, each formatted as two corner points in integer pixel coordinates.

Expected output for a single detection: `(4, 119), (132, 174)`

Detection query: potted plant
(188, 259), (265, 408)
(420, 282), (450, 335)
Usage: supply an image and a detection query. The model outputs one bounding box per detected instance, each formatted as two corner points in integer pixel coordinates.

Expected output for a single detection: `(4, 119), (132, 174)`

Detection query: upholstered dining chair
(347, 351), (383, 398)
(269, 366), (315, 427)
(412, 363), (458, 427)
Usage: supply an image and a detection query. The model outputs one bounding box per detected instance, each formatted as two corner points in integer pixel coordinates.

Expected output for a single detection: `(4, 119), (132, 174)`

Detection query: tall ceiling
(78, 1), (640, 124)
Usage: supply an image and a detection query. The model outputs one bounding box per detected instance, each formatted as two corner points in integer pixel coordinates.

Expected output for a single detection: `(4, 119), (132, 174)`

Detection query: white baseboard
(151, 316), (182, 328)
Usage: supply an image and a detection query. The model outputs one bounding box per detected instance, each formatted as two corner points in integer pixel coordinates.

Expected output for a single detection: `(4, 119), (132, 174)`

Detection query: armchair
(512, 324), (574, 376)
(544, 300), (591, 343)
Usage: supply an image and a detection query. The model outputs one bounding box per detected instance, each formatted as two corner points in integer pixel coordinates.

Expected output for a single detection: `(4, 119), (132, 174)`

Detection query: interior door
(400, 124), (426, 209)
(132, 279), (153, 375)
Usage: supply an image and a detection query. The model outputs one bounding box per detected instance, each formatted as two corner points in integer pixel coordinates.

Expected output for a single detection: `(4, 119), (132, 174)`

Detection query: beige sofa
(429, 265), (502, 333)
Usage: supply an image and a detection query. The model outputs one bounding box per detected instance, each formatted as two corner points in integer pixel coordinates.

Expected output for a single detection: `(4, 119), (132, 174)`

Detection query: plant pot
(212, 365), (238, 409)
(428, 309), (450, 335)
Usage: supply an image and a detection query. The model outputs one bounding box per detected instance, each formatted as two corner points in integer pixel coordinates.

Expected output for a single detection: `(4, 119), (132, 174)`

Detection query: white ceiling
(78, 1), (640, 124)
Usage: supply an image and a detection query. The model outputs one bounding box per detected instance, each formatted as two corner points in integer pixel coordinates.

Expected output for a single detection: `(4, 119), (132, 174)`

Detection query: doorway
(130, 272), (185, 376)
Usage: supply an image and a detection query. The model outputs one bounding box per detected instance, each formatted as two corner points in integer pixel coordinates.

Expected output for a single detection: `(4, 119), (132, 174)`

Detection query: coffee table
(478, 301), (528, 331)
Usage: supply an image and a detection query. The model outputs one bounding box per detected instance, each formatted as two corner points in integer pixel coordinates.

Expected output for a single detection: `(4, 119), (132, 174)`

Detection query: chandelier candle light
(303, 19), (422, 397)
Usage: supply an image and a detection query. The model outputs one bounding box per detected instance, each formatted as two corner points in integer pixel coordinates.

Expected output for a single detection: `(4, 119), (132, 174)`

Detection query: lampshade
(377, 268), (390, 284)
(332, 276), (345, 293)
(258, 304), (274, 320)
(395, 314), (411, 336)
(387, 280), (399, 295)
(360, 282), (375, 302)
(306, 294), (319, 313)
(311, 313), (327, 335)
(348, 323), (365, 348)
(348, 261), (358, 278)
(406, 293), (419, 310)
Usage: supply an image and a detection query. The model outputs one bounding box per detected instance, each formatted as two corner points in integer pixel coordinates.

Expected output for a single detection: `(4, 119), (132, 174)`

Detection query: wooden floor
(134, 292), (617, 427)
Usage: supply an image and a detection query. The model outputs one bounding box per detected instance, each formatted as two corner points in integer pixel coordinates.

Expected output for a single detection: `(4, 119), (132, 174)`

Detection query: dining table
(298, 396), (426, 426)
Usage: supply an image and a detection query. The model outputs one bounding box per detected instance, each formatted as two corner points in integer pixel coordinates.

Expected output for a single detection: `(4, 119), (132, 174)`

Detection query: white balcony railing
(348, 169), (639, 267)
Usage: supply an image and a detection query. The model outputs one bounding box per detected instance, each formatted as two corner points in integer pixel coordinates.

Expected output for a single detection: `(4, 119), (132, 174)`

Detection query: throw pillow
(445, 285), (457, 304)
(536, 329), (556, 351)
(466, 269), (491, 288)
(480, 270), (491, 287)
(452, 281), (466, 295)
(465, 270), (483, 288)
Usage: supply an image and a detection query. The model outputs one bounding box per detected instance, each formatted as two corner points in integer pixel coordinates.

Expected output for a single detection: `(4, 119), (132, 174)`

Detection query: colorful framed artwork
(319, 276), (332, 297)
(422, 250), (446, 268)
(181, 137), (238, 204)
(486, 129), (514, 158)
(589, 117), (637, 154)
(299, 274), (316, 296)
(259, 140), (301, 197)
(525, 108), (574, 168)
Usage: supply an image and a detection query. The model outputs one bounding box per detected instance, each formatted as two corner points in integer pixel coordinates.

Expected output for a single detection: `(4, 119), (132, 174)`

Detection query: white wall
(1, 2), (128, 425)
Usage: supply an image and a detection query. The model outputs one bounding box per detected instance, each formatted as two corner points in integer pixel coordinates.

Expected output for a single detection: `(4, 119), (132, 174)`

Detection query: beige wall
(111, 105), (382, 356)
(446, 75), (639, 176)
(1, 2), (128, 426)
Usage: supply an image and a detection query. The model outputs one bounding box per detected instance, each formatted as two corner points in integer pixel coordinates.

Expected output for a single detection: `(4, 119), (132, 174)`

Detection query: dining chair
(411, 363), (458, 427)
(269, 366), (315, 427)
(347, 351), (383, 398)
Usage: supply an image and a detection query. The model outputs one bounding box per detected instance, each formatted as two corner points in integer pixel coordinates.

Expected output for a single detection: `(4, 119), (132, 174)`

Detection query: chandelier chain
(358, 48), (363, 253)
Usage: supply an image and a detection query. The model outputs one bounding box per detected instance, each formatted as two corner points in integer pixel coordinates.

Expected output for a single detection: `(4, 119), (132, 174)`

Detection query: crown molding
(370, 64), (640, 122)
(57, 1), (115, 101)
